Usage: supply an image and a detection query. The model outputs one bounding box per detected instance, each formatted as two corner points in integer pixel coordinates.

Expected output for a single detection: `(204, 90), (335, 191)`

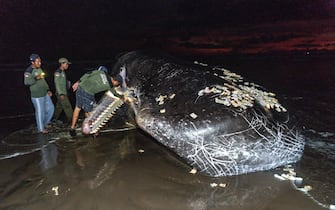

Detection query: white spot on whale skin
(198, 90), (204, 96)
(156, 95), (167, 102)
(190, 113), (198, 119)
(169, 93), (176, 99)
(198, 87), (214, 97)
(193, 60), (208, 66)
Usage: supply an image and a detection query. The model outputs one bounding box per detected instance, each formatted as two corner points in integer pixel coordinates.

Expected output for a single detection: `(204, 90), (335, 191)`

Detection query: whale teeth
(82, 91), (127, 134)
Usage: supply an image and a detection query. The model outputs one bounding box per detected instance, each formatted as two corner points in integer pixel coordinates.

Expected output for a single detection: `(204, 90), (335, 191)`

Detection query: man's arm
(54, 71), (67, 96)
(24, 72), (37, 86)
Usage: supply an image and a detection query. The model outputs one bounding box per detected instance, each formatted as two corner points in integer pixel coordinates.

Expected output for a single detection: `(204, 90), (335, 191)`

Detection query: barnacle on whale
(200, 67), (287, 112)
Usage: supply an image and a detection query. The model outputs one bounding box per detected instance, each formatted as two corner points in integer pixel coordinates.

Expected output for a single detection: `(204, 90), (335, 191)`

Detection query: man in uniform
(69, 66), (123, 137)
(53, 57), (73, 124)
(24, 54), (54, 134)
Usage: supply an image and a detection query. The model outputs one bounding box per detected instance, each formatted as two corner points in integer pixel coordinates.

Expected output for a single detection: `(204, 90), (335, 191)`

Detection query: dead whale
(82, 51), (305, 177)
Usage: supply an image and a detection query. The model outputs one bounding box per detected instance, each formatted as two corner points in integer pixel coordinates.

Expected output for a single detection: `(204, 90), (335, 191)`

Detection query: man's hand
(72, 81), (79, 92)
(35, 72), (45, 80)
(47, 90), (53, 97)
(59, 95), (65, 100)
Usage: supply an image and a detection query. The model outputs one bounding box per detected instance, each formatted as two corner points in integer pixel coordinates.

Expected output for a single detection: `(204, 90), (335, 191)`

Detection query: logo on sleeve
(100, 73), (108, 85)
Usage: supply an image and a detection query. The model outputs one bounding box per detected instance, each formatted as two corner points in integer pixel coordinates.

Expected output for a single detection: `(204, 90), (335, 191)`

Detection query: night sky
(1, 0), (335, 62)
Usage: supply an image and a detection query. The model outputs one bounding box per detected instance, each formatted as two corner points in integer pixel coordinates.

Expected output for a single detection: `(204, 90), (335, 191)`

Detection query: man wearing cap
(24, 54), (54, 134)
(69, 67), (124, 137)
(53, 57), (73, 124)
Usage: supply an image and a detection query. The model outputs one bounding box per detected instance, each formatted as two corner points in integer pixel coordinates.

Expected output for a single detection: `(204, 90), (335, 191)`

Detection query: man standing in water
(69, 66), (124, 137)
(53, 57), (73, 124)
(24, 54), (54, 134)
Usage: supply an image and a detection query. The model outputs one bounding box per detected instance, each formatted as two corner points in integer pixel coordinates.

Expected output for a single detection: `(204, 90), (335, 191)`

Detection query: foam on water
(304, 130), (335, 160)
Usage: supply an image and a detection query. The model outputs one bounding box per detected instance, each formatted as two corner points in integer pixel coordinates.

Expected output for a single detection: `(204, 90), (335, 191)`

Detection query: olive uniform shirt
(79, 70), (121, 97)
(54, 68), (68, 96)
(24, 66), (49, 98)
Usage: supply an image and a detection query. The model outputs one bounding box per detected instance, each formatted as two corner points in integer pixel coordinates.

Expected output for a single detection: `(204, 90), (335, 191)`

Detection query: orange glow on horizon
(163, 18), (335, 56)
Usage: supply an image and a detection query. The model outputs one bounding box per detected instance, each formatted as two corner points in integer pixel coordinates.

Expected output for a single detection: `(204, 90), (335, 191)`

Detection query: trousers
(53, 95), (73, 122)
(31, 94), (54, 132)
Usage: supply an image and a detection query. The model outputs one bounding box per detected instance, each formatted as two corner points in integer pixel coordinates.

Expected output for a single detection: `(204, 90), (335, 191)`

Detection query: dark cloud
(240, 33), (300, 45)
(292, 43), (321, 48)
(179, 41), (229, 49)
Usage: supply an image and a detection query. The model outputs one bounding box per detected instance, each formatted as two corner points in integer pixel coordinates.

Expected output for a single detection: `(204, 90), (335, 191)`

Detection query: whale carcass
(82, 51), (305, 177)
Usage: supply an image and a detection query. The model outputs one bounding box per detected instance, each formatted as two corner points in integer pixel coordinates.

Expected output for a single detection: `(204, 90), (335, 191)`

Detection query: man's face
(31, 58), (41, 68)
(61, 62), (69, 70)
(111, 77), (120, 87)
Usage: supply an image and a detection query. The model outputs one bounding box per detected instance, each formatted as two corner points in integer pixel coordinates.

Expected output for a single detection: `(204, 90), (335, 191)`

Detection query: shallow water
(0, 128), (331, 210)
(0, 56), (334, 209)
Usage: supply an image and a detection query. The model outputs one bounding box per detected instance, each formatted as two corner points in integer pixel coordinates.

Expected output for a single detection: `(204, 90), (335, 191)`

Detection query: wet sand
(0, 128), (327, 210)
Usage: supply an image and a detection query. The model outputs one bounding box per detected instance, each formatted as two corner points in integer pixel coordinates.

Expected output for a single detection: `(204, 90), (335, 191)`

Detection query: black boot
(69, 128), (77, 137)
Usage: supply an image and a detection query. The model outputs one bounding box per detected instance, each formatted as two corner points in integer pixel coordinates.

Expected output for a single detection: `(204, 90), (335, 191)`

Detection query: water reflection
(37, 134), (58, 171)
(74, 133), (137, 190)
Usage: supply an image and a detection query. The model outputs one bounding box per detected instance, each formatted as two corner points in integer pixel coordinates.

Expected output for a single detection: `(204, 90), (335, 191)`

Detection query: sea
(0, 53), (334, 210)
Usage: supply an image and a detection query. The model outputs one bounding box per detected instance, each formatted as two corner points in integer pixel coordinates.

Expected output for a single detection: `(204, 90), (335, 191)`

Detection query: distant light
(306, 51), (310, 55)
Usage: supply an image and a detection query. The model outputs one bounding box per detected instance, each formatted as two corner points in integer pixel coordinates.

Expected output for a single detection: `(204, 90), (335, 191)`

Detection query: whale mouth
(82, 91), (124, 134)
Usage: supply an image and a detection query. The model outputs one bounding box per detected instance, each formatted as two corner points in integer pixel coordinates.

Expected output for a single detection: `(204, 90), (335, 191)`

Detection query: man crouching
(69, 66), (123, 137)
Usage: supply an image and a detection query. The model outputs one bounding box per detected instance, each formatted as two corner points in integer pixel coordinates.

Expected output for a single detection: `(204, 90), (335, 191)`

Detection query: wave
(305, 129), (335, 138)
(304, 129), (335, 161)
(0, 132), (59, 160)
(0, 113), (34, 120)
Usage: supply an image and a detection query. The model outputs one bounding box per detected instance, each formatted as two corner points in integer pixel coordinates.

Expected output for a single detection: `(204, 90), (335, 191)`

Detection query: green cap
(58, 57), (72, 64)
